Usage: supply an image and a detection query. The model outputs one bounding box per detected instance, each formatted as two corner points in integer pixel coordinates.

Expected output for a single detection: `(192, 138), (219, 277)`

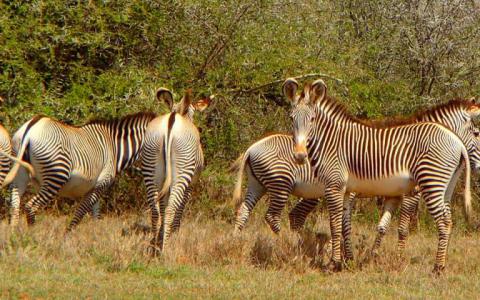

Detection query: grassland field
(1, 200), (480, 299)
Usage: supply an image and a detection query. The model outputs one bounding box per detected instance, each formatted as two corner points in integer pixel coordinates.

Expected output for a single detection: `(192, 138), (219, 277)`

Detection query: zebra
(0, 124), (12, 186)
(1, 112), (156, 230)
(141, 88), (210, 249)
(290, 98), (480, 259)
(232, 99), (480, 253)
(231, 133), (321, 233)
(284, 78), (473, 273)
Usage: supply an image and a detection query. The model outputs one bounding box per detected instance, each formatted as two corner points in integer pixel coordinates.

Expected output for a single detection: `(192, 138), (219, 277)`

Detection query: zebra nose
(294, 152), (307, 164)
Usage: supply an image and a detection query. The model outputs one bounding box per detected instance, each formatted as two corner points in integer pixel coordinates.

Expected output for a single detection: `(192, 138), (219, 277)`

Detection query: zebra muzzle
(294, 144), (308, 164)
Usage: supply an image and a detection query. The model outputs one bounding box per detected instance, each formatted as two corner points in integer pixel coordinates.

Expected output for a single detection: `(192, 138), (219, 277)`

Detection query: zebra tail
(157, 132), (173, 201)
(232, 152), (248, 207)
(460, 145), (472, 224)
(2, 137), (34, 188)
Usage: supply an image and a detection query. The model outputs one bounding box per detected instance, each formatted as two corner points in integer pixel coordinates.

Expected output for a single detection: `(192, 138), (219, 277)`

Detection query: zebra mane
(84, 112), (157, 126)
(321, 97), (475, 128)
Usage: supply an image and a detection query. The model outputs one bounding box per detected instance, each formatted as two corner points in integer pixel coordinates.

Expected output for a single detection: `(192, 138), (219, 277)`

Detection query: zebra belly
(346, 172), (415, 197)
(59, 173), (96, 198)
(292, 181), (325, 199)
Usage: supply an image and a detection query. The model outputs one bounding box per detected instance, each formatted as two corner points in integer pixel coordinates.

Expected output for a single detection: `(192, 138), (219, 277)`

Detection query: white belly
(59, 173), (96, 198)
(347, 171), (415, 197)
(292, 180), (325, 199)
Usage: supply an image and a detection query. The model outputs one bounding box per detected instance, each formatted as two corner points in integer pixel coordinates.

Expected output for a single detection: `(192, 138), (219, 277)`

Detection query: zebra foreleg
(288, 198), (319, 231)
(67, 188), (104, 231)
(324, 186), (347, 272)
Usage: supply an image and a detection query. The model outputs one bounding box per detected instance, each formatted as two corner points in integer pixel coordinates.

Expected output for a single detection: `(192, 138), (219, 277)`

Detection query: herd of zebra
(0, 78), (479, 274)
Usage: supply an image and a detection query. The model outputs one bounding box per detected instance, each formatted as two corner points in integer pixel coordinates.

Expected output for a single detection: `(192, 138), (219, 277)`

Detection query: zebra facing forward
(141, 88), (210, 250)
(291, 98), (480, 259)
(1, 113), (156, 230)
(232, 98), (480, 261)
(285, 78), (473, 273)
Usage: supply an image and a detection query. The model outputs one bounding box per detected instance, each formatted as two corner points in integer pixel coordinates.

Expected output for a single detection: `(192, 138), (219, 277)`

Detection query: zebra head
(157, 88), (211, 121)
(464, 125), (480, 171)
(283, 78), (327, 164)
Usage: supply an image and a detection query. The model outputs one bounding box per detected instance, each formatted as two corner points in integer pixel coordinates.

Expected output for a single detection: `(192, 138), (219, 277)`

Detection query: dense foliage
(1, 1), (479, 217)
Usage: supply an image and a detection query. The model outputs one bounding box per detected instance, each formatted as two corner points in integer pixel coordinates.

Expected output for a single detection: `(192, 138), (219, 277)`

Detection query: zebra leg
(234, 176), (266, 232)
(171, 186), (192, 232)
(421, 186), (451, 273)
(162, 173), (193, 249)
(8, 167), (29, 227)
(371, 197), (400, 255)
(397, 194), (420, 253)
(144, 179), (160, 244)
(324, 186), (346, 271)
(288, 198), (319, 231)
(25, 187), (60, 225)
(342, 192), (356, 261)
(142, 137), (165, 245)
(91, 200), (101, 220)
(67, 189), (104, 231)
(264, 190), (290, 233)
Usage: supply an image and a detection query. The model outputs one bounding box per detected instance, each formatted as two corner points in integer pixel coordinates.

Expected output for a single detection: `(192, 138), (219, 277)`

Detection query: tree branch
(230, 73), (348, 95)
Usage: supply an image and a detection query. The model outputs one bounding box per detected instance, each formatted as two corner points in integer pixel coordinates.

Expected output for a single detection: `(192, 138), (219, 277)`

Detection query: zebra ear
(467, 104), (480, 118)
(282, 78), (299, 104)
(193, 95), (212, 112)
(178, 89), (193, 116)
(310, 79), (327, 105)
(156, 88), (174, 111)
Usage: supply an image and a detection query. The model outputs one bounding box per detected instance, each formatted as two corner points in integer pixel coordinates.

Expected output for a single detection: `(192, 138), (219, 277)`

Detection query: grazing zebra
(141, 88), (210, 249)
(284, 78), (473, 273)
(1, 112), (156, 229)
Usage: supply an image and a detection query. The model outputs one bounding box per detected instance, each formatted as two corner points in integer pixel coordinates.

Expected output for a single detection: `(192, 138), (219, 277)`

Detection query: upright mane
(320, 97), (475, 128)
(85, 112), (157, 126)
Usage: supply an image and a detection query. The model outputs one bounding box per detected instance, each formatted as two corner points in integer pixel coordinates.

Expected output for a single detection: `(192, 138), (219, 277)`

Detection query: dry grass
(1, 209), (480, 299)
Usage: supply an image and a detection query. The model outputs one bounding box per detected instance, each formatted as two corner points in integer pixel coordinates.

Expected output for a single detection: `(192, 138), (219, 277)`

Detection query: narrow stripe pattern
(7, 112), (156, 229)
(141, 105), (204, 250)
(287, 80), (473, 272)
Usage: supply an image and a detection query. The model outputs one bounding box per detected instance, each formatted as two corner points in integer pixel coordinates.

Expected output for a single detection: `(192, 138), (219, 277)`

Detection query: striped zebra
(141, 88), (210, 249)
(231, 133), (320, 233)
(1, 112), (156, 230)
(0, 125), (12, 186)
(291, 98), (480, 259)
(232, 99), (480, 248)
(284, 78), (474, 273)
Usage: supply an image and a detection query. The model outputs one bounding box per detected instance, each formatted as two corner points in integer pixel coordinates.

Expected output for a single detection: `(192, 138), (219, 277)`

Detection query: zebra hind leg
(234, 178), (265, 233)
(25, 180), (68, 226)
(342, 192), (356, 262)
(370, 197), (400, 256)
(264, 191), (290, 234)
(422, 186), (451, 274)
(288, 198), (319, 231)
(67, 188), (104, 232)
(397, 194), (420, 254)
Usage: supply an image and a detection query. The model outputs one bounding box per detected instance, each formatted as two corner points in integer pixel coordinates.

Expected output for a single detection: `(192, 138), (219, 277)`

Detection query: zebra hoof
(432, 264), (445, 276)
(322, 259), (343, 273)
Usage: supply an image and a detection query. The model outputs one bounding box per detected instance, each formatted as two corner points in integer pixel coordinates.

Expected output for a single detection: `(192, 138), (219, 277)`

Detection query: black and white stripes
(285, 78), (473, 273)
(3, 112), (156, 229)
